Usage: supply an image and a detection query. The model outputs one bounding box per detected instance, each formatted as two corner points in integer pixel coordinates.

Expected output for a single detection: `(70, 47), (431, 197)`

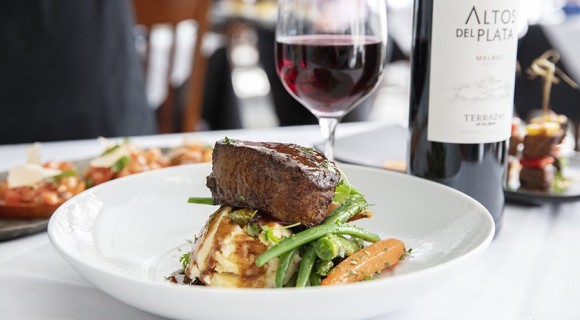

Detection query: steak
(521, 134), (556, 159)
(206, 139), (340, 226)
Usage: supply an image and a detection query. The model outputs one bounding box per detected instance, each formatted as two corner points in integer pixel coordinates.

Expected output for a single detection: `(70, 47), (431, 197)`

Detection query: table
(1, 123), (579, 320)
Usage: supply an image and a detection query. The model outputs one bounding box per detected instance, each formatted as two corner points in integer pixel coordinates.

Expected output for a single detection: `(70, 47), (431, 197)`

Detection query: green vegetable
(179, 252), (191, 270)
(299, 147), (317, 154)
(324, 194), (368, 225)
(246, 222), (260, 237)
(228, 208), (256, 226)
(102, 144), (120, 156)
(333, 175), (361, 204)
(284, 272), (298, 287)
(314, 234), (363, 260)
(295, 245), (317, 288)
(111, 155), (130, 173)
(255, 223), (380, 267)
(262, 225), (281, 244)
(187, 197), (214, 205)
(52, 169), (78, 182)
(275, 247), (299, 288)
(314, 260), (334, 276)
(282, 222), (301, 229)
(322, 160), (336, 173)
(553, 170), (570, 194)
(313, 234), (343, 260)
(310, 273), (321, 286)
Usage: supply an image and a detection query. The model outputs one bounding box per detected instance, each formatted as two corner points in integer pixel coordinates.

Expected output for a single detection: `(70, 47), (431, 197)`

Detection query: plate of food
(505, 113), (580, 205)
(0, 139), (213, 241)
(49, 139), (494, 320)
(505, 155), (580, 204)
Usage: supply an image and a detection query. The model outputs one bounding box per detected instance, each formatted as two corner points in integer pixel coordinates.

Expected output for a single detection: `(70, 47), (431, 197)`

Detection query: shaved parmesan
(7, 164), (61, 188)
(26, 143), (42, 165)
(90, 146), (130, 168)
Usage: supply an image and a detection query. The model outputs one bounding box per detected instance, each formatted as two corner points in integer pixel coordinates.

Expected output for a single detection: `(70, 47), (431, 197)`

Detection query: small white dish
(49, 163), (494, 320)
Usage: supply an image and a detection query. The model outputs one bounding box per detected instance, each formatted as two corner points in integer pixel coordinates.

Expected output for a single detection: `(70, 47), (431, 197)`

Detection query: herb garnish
(333, 168), (362, 204)
(399, 248), (413, 261)
(300, 147), (317, 154)
(246, 222), (260, 237)
(179, 252), (191, 270)
(102, 144), (120, 156)
(228, 208), (256, 226)
(322, 160), (336, 173)
(111, 155), (130, 173)
(262, 225), (281, 244)
(85, 178), (94, 189)
(53, 169), (78, 182)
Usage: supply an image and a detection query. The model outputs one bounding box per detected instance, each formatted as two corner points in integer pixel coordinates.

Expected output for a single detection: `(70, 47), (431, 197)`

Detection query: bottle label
(428, 0), (519, 143)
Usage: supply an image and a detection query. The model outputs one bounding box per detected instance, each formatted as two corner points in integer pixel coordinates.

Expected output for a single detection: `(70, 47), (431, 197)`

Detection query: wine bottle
(408, 0), (520, 234)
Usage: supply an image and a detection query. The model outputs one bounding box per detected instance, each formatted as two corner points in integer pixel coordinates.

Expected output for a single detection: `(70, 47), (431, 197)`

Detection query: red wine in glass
(276, 34), (383, 118)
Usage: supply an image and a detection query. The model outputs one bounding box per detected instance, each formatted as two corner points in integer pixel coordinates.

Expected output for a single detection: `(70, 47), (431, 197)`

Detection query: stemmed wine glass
(275, 0), (387, 160)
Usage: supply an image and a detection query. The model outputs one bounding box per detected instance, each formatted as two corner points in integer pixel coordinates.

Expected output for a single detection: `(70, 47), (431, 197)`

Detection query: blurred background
(1, 0), (579, 145)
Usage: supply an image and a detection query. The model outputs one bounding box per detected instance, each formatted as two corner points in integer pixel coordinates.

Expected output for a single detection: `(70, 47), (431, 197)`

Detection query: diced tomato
(41, 191), (60, 205)
(4, 190), (22, 204)
(87, 167), (114, 186)
(520, 156), (555, 168)
(18, 187), (39, 203)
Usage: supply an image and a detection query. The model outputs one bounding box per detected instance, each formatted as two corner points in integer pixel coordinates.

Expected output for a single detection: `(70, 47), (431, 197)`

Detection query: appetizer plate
(0, 170), (51, 241)
(329, 124), (580, 205)
(0, 218), (48, 242)
(505, 155), (580, 205)
(0, 145), (209, 241)
(49, 163), (494, 320)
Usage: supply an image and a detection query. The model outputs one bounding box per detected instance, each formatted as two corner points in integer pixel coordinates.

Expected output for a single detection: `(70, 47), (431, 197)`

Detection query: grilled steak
(206, 139), (340, 226)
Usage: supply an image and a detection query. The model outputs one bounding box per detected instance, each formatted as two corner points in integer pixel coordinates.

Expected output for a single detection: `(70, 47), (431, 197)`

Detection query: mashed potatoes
(186, 206), (299, 288)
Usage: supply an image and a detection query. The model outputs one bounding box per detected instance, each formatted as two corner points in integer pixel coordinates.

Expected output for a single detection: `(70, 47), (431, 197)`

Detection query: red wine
(408, 0), (520, 234)
(276, 35), (383, 117)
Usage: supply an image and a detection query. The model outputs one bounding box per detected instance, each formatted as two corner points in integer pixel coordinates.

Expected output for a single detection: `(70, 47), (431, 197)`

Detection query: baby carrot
(321, 238), (406, 286)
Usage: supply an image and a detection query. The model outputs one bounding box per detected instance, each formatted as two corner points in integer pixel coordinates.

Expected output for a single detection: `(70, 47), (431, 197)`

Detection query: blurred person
(0, 0), (157, 145)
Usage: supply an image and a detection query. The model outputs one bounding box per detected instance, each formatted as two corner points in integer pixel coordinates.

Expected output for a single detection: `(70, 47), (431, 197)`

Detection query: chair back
(132, 0), (213, 133)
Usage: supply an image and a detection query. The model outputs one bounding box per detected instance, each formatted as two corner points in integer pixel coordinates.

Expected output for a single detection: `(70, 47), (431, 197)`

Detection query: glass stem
(319, 117), (339, 161)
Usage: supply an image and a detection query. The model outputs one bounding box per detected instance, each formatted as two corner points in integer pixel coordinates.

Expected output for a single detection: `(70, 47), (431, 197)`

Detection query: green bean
(310, 272), (321, 286)
(255, 224), (379, 267)
(314, 234), (343, 260)
(339, 236), (364, 256)
(187, 197), (214, 205)
(314, 259), (334, 276)
(314, 234), (364, 260)
(295, 245), (317, 288)
(275, 247), (299, 288)
(284, 272), (298, 287)
(349, 237), (365, 253)
(324, 194), (368, 225)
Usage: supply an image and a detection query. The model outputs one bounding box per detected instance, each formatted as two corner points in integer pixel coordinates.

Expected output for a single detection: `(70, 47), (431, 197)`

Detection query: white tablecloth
(1, 123), (579, 320)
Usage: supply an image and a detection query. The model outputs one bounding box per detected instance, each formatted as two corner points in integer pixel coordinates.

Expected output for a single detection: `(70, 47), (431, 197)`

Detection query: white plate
(49, 163), (494, 320)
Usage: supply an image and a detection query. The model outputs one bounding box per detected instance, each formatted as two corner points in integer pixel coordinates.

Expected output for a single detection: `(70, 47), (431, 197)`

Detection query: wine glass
(275, 0), (387, 160)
